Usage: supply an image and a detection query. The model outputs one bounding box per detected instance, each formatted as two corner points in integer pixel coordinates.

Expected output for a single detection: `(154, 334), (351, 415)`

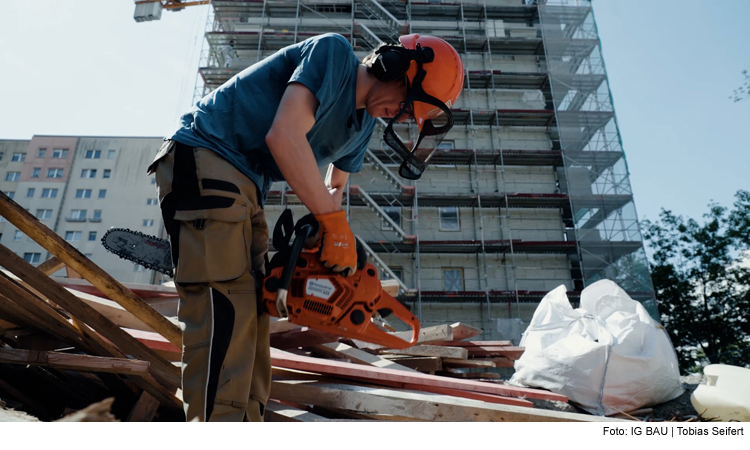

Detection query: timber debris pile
(0, 191), (619, 422)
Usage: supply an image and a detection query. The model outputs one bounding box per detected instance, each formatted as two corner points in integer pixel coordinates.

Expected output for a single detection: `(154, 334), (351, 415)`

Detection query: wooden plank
(437, 370), (501, 380)
(270, 327), (339, 349)
(380, 345), (468, 359)
(0, 245), (180, 388)
(379, 279), (399, 296)
(270, 380), (621, 422)
(0, 347), (150, 375)
(123, 328), (182, 362)
(0, 191), (182, 347)
(265, 400), (333, 422)
(436, 340), (513, 347)
(380, 356), (442, 372)
(269, 318), (301, 334)
(442, 358), (496, 368)
(67, 288), (153, 332)
(127, 391), (160, 422)
(55, 398), (116, 422)
(37, 257), (65, 276)
(449, 322), (483, 341)
(270, 349), (567, 402)
(486, 356), (515, 368)
(312, 342), (418, 372)
(467, 346), (525, 359)
(352, 324), (453, 350)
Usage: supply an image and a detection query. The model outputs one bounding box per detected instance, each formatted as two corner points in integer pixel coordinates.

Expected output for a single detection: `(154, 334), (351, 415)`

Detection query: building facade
(0, 136), (164, 284)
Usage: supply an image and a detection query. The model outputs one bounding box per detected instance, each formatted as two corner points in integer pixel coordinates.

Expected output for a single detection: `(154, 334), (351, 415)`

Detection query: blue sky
(0, 0), (747, 223)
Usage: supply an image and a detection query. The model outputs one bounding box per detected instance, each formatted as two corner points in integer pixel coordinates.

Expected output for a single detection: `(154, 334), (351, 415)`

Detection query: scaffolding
(192, 0), (658, 340)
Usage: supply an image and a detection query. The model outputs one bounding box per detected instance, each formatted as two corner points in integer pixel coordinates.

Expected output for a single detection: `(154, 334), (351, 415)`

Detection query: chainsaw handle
(279, 224), (313, 293)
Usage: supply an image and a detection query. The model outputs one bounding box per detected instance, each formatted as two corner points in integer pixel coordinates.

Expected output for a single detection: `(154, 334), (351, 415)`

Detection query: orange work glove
(314, 210), (358, 277)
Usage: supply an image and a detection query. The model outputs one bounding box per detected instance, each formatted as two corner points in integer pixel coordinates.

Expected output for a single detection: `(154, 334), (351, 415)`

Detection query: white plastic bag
(508, 280), (683, 416)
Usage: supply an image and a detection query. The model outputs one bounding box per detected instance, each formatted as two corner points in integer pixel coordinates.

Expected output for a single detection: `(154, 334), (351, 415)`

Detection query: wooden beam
(270, 327), (339, 350)
(379, 279), (400, 296)
(380, 356), (442, 372)
(0, 347), (150, 375)
(37, 257), (65, 276)
(311, 342), (418, 372)
(0, 191), (181, 347)
(352, 324), (453, 350)
(380, 345), (469, 359)
(270, 380), (622, 422)
(270, 349), (567, 402)
(67, 288), (152, 332)
(449, 322), (483, 341)
(0, 245), (180, 388)
(466, 346), (525, 359)
(127, 391), (160, 422)
(442, 358), (496, 368)
(265, 400), (333, 422)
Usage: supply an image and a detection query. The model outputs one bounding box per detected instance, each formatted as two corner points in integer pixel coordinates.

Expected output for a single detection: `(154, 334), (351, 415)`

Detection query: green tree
(642, 190), (750, 373)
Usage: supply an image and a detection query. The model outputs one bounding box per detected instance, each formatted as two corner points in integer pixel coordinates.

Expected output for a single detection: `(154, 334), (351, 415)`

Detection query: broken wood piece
(0, 347), (150, 375)
(55, 397), (117, 422)
(270, 327), (339, 350)
(270, 380), (620, 422)
(269, 317), (301, 334)
(127, 391), (160, 422)
(380, 344), (468, 359)
(352, 323), (453, 350)
(311, 342), (418, 372)
(37, 257), (65, 276)
(379, 279), (400, 296)
(466, 346), (525, 359)
(0, 191), (182, 347)
(124, 328), (181, 362)
(270, 349), (567, 402)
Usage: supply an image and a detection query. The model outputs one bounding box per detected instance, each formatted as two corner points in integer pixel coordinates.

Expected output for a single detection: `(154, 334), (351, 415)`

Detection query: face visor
(383, 66), (454, 180)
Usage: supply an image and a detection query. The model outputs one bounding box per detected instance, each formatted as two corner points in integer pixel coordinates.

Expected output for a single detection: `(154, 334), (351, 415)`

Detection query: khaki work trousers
(149, 140), (271, 422)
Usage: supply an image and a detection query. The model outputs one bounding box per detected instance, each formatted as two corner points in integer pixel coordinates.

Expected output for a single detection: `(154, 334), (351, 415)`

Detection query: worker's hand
(314, 210), (358, 277)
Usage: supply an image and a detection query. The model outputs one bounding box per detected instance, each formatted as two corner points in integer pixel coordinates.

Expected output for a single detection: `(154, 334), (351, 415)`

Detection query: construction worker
(147, 32), (463, 422)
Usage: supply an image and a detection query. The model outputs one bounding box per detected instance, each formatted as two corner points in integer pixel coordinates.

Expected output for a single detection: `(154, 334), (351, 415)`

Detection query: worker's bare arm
(325, 164), (350, 207)
(265, 82), (339, 215)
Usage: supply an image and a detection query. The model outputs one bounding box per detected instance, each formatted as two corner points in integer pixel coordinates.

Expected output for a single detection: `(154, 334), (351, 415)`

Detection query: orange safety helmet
(372, 34), (464, 179)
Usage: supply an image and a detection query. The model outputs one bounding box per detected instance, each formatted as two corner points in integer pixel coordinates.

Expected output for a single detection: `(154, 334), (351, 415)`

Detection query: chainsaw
(102, 210), (420, 348)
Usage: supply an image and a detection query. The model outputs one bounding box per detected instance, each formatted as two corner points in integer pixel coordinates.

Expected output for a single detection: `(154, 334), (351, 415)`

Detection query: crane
(133, 0), (210, 22)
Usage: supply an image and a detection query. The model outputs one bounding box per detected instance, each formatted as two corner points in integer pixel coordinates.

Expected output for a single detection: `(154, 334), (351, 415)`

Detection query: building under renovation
(188, 0), (657, 341)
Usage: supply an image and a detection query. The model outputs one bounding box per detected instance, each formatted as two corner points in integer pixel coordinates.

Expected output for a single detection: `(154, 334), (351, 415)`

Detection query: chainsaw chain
(100, 227), (174, 277)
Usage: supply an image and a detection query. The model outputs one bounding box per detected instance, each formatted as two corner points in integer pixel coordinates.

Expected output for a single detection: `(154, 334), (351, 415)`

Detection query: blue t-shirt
(168, 33), (376, 205)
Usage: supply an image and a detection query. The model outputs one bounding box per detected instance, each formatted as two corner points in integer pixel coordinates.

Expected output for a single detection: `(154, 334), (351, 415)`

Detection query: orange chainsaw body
(261, 252), (420, 349)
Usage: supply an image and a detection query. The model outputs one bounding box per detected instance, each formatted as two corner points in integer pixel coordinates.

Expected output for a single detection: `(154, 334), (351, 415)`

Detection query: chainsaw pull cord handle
(274, 223), (314, 318)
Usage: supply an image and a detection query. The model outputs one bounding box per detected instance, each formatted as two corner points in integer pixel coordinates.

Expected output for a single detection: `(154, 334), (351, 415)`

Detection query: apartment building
(0, 136), (164, 284)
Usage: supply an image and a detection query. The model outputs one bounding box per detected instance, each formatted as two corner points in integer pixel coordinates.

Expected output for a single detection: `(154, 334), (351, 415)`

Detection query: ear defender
(368, 44), (434, 83)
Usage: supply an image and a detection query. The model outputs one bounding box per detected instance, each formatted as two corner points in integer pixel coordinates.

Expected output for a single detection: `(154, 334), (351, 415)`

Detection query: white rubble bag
(508, 280), (683, 416)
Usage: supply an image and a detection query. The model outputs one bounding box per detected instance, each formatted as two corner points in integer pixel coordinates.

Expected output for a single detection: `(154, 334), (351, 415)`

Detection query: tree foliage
(730, 69), (749, 102)
(642, 190), (750, 373)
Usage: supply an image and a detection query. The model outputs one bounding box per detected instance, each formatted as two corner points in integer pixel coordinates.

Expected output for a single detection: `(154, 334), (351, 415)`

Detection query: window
(442, 268), (464, 292)
(381, 206), (402, 231)
(69, 209), (87, 220)
(52, 148), (69, 159)
(13, 230), (23, 241)
(85, 150), (101, 159)
(146, 198), (158, 205)
(41, 188), (58, 198)
(88, 231), (97, 241)
(38, 148), (47, 158)
(75, 189), (92, 199)
(5, 172), (20, 181)
(439, 207), (460, 231)
(31, 168), (41, 178)
(24, 253), (41, 264)
(92, 210), (102, 221)
(134, 264), (146, 272)
(7, 192), (14, 199)
(108, 150), (116, 159)
(103, 169), (111, 179)
(11, 152), (26, 162)
(150, 178), (156, 185)
(47, 168), (64, 178)
(81, 169), (97, 178)
(65, 231), (82, 242)
(143, 219), (154, 227)
(36, 209), (52, 220)
(384, 267), (403, 281)
(98, 189), (106, 199)
(26, 188), (35, 198)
